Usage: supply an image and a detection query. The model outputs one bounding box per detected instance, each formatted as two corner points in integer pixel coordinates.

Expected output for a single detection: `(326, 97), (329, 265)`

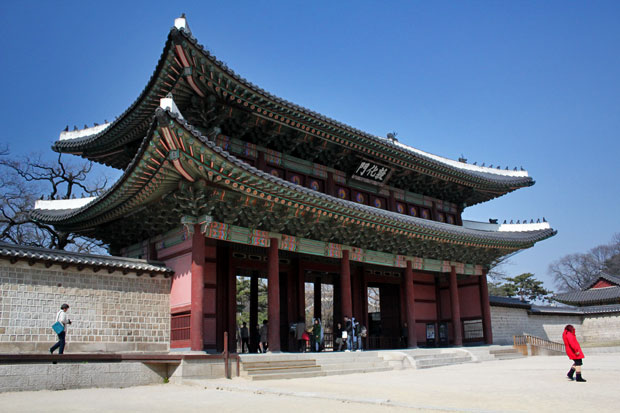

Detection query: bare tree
(0, 150), (109, 252)
(548, 233), (620, 292)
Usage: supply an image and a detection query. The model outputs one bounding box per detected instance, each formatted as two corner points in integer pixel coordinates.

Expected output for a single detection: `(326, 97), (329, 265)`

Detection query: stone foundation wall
(0, 362), (168, 393)
(0, 260), (171, 353)
(491, 305), (620, 346)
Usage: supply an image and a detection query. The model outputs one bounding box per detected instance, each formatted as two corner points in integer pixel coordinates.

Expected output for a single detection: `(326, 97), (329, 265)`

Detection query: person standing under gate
(259, 320), (268, 353)
(50, 304), (71, 354)
(295, 319), (306, 352)
(562, 325), (586, 382)
(344, 316), (353, 351)
(240, 322), (249, 353)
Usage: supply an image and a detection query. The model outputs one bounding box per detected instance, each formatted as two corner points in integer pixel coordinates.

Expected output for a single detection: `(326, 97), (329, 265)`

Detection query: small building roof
(0, 242), (172, 277)
(553, 286), (620, 306)
(583, 273), (620, 290)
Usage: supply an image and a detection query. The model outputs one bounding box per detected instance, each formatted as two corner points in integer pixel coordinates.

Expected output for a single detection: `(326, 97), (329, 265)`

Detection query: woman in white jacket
(50, 304), (71, 354)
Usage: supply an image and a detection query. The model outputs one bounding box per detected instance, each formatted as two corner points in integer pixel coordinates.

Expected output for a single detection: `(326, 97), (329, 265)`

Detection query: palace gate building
(32, 16), (556, 353)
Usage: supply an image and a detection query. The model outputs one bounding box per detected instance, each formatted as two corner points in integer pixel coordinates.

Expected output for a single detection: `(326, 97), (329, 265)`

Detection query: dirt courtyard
(1, 352), (618, 412)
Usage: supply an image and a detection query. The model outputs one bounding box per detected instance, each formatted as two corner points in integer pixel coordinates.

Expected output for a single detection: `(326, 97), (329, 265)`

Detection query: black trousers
(50, 331), (66, 354)
(241, 337), (249, 353)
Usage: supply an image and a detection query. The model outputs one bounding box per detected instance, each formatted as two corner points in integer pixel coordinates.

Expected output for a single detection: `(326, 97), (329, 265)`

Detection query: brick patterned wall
(490, 306), (583, 345)
(581, 314), (620, 345)
(491, 305), (620, 346)
(0, 260), (171, 353)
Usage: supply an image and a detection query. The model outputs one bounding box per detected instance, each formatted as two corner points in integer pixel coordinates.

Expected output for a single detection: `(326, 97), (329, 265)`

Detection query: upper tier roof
(52, 16), (533, 206)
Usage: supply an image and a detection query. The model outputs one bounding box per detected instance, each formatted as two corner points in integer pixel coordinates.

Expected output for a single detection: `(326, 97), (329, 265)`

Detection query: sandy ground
(1, 353), (619, 412)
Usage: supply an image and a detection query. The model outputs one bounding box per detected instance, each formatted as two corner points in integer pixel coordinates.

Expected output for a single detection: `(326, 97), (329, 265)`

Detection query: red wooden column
(479, 269), (493, 344)
(340, 250), (353, 318)
(190, 225), (205, 351)
(267, 237), (280, 352)
(449, 265), (463, 346)
(404, 261), (417, 348)
(314, 278), (322, 320)
(297, 260), (306, 321)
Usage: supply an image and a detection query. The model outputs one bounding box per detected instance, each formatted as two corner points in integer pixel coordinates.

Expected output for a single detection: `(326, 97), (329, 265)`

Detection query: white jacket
(56, 310), (69, 333)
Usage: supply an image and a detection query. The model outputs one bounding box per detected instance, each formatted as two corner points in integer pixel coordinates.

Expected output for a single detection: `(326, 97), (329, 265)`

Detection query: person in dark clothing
(401, 322), (409, 348)
(563, 325), (586, 382)
(295, 319), (306, 352)
(240, 322), (249, 353)
(335, 322), (344, 351)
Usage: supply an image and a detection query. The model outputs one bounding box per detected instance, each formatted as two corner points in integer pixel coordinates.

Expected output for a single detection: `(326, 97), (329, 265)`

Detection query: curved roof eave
(33, 108), (556, 249)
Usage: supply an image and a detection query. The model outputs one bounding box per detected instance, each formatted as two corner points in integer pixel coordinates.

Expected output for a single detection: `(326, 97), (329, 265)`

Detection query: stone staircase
(239, 351), (392, 380)
(411, 350), (473, 369)
(489, 346), (525, 360)
(317, 351), (393, 376)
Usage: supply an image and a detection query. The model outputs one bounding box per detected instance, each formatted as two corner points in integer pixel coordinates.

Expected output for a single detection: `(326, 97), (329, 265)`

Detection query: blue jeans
(50, 331), (66, 354)
(347, 334), (353, 350)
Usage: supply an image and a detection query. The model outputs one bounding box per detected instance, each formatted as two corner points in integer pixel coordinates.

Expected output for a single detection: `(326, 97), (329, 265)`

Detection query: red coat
(562, 330), (584, 360)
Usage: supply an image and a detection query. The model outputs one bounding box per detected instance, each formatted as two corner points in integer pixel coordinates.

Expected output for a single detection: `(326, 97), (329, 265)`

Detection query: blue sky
(1, 1), (618, 289)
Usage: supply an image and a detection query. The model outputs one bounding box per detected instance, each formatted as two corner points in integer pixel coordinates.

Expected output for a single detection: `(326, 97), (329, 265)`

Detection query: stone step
(241, 359), (317, 369)
(416, 356), (472, 369)
(493, 353), (524, 360)
(323, 366), (393, 376)
(245, 365), (323, 376)
(249, 370), (327, 381)
(321, 360), (388, 370)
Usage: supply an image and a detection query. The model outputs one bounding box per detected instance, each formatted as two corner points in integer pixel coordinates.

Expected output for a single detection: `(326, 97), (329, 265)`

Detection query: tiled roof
(553, 286), (620, 306)
(53, 22), (533, 194)
(490, 295), (620, 315)
(489, 295), (532, 309)
(583, 273), (620, 290)
(33, 109), (557, 248)
(0, 242), (172, 276)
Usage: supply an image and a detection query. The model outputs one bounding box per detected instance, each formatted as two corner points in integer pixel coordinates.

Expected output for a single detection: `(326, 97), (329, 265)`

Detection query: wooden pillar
(449, 265), (463, 346)
(434, 277), (442, 346)
(404, 261), (417, 348)
(267, 238), (280, 352)
(388, 190), (396, 213)
(249, 273), (259, 353)
(227, 249), (236, 352)
(190, 225), (205, 351)
(340, 250), (352, 318)
(314, 278), (322, 320)
(297, 260), (306, 321)
(327, 172), (336, 197)
(479, 269), (493, 345)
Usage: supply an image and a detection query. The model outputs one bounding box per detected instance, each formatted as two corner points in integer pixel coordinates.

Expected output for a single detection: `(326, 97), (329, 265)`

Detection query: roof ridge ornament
(160, 94), (184, 120)
(174, 13), (191, 35)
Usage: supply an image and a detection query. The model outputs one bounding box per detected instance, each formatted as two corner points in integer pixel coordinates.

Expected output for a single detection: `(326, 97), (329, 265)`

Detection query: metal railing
(513, 334), (565, 356)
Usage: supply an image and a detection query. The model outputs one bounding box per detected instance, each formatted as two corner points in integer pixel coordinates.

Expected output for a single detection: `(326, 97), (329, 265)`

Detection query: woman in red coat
(562, 325), (586, 382)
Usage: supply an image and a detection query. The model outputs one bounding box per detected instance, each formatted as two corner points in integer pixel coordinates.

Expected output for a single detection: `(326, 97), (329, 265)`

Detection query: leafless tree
(0, 149), (109, 252)
(548, 233), (620, 292)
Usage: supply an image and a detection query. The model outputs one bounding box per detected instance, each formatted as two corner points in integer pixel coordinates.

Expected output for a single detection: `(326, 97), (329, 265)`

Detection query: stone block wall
(0, 260), (171, 353)
(490, 306), (583, 345)
(0, 362), (167, 393)
(581, 314), (620, 346)
(491, 304), (620, 346)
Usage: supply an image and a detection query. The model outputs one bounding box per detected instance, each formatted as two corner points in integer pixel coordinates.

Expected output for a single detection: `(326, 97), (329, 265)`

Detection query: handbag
(52, 321), (64, 334)
(342, 331), (348, 339)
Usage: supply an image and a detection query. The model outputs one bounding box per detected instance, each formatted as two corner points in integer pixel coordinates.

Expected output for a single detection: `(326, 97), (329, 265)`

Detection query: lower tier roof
(33, 109), (556, 266)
